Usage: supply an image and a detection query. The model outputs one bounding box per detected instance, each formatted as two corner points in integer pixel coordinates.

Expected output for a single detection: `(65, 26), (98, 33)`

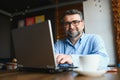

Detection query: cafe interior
(0, 0), (120, 80)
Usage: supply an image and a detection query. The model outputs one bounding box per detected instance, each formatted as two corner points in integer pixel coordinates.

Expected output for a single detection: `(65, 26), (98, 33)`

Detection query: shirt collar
(80, 32), (85, 40)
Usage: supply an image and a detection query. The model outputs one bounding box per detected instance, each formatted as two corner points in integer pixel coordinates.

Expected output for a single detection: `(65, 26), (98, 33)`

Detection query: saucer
(74, 69), (107, 77)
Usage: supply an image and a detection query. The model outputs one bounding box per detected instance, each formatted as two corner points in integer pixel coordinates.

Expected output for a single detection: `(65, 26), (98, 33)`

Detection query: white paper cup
(79, 54), (100, 71)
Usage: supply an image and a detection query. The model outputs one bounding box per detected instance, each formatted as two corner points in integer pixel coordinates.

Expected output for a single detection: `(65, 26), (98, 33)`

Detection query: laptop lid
(12, 20), (58, 69)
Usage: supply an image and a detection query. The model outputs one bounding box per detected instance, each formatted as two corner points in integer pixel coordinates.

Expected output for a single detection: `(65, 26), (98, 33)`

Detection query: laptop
(11, 20), (76, 72)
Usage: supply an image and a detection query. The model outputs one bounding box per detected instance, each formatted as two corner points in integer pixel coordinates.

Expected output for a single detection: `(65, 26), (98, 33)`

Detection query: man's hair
(61, 9), (83, 22)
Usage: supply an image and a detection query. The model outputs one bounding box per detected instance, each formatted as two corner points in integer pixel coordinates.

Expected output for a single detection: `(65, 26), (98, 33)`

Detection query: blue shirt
(54, 33), (109, 70)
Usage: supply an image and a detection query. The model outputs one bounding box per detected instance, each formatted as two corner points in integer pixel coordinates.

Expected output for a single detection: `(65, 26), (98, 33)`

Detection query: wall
(83, 0), (116, 65)
(0, 14), (12, 59)
(11, 8), (56, 55)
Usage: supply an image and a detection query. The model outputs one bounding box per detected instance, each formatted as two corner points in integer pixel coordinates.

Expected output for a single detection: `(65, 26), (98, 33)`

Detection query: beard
(66, 30), (81, 38)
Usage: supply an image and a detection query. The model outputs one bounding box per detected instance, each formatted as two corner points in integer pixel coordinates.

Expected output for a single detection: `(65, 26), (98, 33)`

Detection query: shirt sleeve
(92, 35), (109, 70)
(70, 54), (82, 70)
(54, 40), (61, 54)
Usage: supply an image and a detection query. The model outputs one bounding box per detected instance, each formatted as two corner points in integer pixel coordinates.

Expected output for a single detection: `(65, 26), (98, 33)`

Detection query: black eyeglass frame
(63, 20), (82, 27)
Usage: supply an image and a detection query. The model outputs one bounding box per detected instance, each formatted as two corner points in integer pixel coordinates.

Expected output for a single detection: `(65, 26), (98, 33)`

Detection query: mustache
(66, 31), (81, 38)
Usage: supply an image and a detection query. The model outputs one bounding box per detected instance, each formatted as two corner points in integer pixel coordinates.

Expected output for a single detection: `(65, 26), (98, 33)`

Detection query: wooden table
(0, 69), (120, 80)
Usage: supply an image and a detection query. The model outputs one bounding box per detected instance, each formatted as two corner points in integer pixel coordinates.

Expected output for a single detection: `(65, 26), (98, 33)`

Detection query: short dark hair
(61, 9), (83, 22)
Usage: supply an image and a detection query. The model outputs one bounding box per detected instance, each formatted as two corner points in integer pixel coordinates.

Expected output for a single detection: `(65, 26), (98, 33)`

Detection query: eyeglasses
(63, 20), (81, 27)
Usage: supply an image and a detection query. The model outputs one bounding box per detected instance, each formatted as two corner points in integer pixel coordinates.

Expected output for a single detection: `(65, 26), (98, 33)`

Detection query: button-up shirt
(54, 33), (109, 70)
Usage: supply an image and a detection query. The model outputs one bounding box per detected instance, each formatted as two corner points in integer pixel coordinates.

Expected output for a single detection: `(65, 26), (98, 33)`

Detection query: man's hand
(56, 54), (73, 64)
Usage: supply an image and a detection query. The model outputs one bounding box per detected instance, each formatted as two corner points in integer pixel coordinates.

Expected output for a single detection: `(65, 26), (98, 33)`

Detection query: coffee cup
(79, 54), (100, 71)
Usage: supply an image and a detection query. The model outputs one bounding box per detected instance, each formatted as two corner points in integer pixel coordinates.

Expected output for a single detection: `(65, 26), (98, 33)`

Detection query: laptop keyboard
(58, 63), (73, 67)
(58, 63), (77, 70)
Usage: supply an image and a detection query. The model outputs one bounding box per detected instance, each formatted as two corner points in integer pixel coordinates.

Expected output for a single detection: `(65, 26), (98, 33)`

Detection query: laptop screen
(12, 20), (57, 69)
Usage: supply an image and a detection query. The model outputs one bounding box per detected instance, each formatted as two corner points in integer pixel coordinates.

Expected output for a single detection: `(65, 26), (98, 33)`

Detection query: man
(54, 9), (109, 70)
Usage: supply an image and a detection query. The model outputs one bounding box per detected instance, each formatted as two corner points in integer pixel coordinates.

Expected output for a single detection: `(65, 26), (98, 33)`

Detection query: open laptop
(11, 20), (76, 72)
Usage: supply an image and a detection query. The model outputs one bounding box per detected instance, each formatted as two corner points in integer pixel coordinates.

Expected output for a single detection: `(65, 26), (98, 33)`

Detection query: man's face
(63, 14), (84, 38)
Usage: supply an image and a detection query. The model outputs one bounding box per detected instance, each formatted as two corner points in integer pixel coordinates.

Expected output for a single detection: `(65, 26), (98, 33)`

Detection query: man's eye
(72, 21), (78, 24)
